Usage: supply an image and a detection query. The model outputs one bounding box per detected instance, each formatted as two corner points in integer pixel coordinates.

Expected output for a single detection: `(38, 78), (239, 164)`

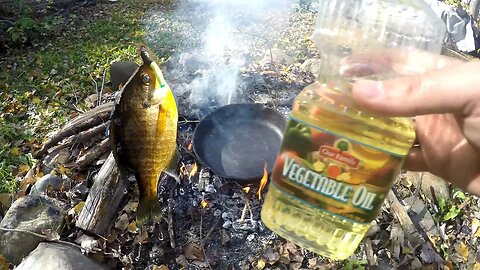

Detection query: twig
(386, 190), (425, 248)
(201, 218), (222, 247)
(199, 207), (213, 270)
(364, 238), (377, 267)
(50, 101), (85, 114)
(239, 202), (248, 223)
(167, 183), (177, 249)
(98, 69), (107, 107)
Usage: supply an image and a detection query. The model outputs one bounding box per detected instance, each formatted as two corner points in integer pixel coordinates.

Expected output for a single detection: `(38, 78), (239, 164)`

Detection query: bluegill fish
(110, 45), (178, 226)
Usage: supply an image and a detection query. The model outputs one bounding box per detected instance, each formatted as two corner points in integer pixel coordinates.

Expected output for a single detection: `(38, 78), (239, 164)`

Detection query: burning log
(76, 153), (127, 236)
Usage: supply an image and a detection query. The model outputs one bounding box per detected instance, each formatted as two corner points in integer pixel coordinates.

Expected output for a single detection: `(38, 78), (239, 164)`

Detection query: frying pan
(193, 103), (287, 181)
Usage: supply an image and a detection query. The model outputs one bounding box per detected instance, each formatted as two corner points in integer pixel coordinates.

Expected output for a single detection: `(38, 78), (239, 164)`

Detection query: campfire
(21, 49), (318, 268)
(7, 2), (328, 269)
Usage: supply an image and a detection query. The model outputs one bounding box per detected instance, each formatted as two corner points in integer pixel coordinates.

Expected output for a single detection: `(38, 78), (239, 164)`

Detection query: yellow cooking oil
(261, 0), (445, 260)
(261, 79), (415, 260)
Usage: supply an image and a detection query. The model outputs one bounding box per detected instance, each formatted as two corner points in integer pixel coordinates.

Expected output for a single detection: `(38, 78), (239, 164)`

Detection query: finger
(351, 61), (480, 116)
(403, 147), (428, 171)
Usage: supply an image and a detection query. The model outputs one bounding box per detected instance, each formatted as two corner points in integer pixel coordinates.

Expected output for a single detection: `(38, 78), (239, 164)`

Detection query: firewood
(34, 102), (113, 158)
(47, 121), (110, 154)
(71, 137), (111, 169)
(76, 153), (128, 236)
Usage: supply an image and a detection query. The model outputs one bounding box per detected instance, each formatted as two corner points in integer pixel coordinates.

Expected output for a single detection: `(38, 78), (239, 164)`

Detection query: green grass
(0, 0), (175, 193)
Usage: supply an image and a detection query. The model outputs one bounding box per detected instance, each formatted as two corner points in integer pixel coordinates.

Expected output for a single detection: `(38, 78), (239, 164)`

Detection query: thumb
(351, 61), (480, 117)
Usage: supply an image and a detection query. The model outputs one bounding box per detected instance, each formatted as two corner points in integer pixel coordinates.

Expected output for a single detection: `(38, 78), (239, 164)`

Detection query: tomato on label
(273, 151), (299, 179)
(311, 131), (335, 148)
(327, 165), (342, 179)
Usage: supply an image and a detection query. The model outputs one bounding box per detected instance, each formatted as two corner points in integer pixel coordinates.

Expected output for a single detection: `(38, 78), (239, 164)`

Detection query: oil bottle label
(272, 117), (404, 223)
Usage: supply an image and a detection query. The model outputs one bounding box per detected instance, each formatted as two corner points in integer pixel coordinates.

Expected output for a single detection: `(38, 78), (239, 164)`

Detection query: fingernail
(354, 80), (383, 100)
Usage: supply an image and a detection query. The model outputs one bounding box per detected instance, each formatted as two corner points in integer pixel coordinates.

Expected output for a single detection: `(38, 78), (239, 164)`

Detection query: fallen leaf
(56, 164), (71, 176)
(0, 255), (11, 270)
(122, 201), (138, 214)
(152, 265), (168, 270)
(455, 242), (469, 261)
(444, 261), (454, 270)
(0, 193), (13, 210)
(290, 262), (302, 270)
(175, 255), (187, 267)
(127, 221), (138, 233)
(183, 243), (204, 261)
(410, 258), (422, 269)
(107, 229), (118, 243)
(473, 262), (480, 270)
(18, 164), (30, 174)
(256, 258), (266, 270)
(75, 234), (100, 253)
(134, 228), (148, 244)
(114, 213), (129, 231)
(220, 229), (230, 245)
(262, 247), (280, 264)
(472, 218), (480, 237)
(307, 257), (318, 268)
(68, 201), (85, 216)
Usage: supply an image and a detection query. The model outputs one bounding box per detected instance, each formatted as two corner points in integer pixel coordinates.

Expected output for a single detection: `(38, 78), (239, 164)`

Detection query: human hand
(341, 50), (480, 196)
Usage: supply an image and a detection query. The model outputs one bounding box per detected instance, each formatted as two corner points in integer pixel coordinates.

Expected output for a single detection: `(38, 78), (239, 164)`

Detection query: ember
(200, 199), (208, 208)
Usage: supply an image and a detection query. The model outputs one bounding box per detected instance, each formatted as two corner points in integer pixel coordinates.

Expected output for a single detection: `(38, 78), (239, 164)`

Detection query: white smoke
(144, 0), (296, 117)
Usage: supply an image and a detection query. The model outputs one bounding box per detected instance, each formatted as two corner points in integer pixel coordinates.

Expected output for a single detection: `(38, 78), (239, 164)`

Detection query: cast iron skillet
(193, 103), (287, 181)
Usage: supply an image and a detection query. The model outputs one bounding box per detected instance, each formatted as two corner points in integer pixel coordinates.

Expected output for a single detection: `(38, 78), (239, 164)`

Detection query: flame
(180, 164), (186, 177)
(200, 199), (208, 208)
(243, 187), (251, 193)
(189, 162), (198, 180)
(257, 161), (268, 200)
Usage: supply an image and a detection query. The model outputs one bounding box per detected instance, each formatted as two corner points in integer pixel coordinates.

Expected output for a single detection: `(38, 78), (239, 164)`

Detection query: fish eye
(142, 74), (150, 85)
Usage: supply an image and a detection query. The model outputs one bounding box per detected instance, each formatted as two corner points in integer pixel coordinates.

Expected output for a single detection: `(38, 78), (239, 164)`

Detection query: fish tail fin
(136, 196), (162, 226)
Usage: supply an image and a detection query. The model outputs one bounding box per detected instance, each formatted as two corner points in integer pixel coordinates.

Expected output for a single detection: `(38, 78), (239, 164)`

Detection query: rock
(299, 58), (321, 76)
(0, 195), (67, 265)
(402, 172), (450, 202)
(30, 174), (69, 195)
(261, 48), (295, 66)
(16, 242), (107, 270)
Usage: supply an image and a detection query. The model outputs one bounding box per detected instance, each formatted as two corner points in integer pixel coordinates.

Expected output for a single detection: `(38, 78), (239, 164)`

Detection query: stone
(16, 242), (107, 270)
(0, 195), (67, 265)
(402, 172), (450, 202)
(29, 174), (69, 195)
(299, 58), (322, 76)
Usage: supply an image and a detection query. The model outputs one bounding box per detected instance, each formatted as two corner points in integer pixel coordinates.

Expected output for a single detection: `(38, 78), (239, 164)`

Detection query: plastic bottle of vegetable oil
(261, 0), (446, 260)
